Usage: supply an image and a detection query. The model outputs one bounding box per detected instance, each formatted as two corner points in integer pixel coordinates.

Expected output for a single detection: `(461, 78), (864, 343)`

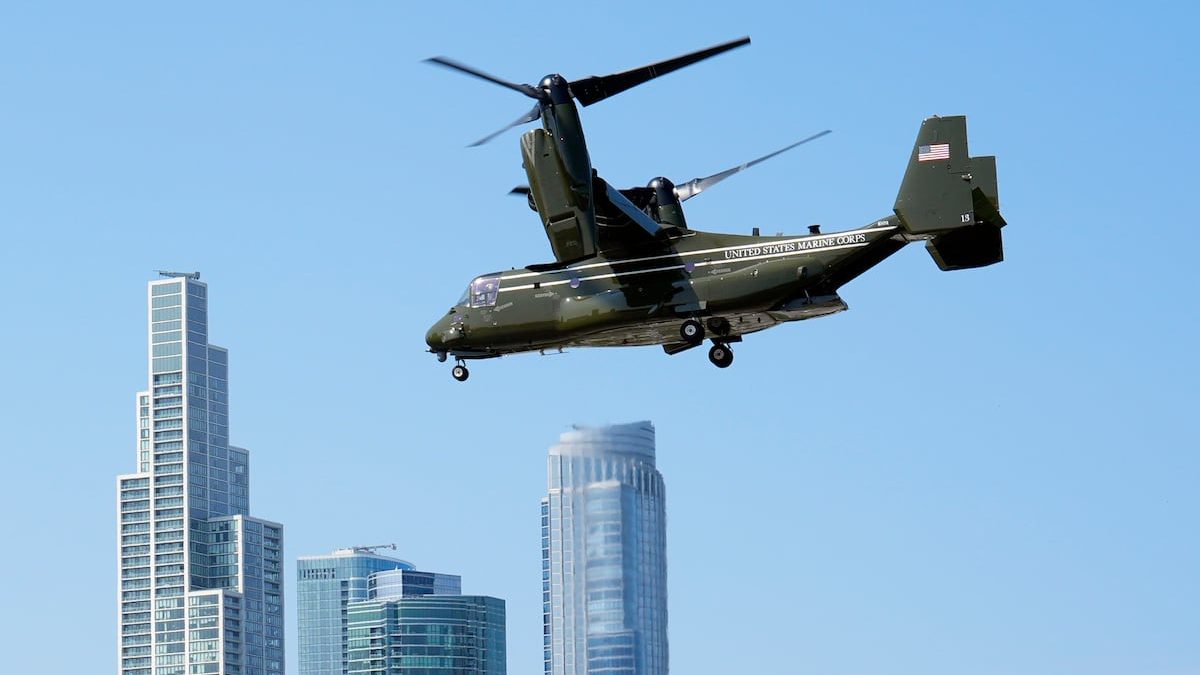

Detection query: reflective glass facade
(346, 595), (505, 674)
(117, 277), (284, 675)
(299, 549), (502, 675)
(297, 550), (415, 675)
(542, 422), (668, 675)
(369, 569), (462, 601)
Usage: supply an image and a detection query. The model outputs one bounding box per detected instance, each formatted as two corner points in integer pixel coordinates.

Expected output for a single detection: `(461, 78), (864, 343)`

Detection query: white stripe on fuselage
(496, 226), (897, 293)
(498, 224), (896, 282)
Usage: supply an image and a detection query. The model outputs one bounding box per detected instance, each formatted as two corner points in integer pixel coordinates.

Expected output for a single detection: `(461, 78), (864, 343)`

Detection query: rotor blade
(424, 56), (542, 99)
(469, 103), (543, 147)
(569, 36), (751, 107)
(674, 130), (832, 201)
(510, 186), (537, 212)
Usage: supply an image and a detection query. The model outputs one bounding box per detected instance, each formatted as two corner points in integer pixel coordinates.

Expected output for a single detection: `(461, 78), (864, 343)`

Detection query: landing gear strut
(708, 343), (734, 368)
(680, 318), (705, 344)
(451, 363), (470, 381)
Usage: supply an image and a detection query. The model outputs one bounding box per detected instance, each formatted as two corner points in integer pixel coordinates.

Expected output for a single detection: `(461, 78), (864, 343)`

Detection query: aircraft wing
(593, 176), (669, 239)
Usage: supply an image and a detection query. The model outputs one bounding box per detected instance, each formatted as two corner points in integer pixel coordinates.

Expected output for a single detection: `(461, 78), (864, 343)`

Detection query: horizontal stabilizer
(925, 223), (1003, 270)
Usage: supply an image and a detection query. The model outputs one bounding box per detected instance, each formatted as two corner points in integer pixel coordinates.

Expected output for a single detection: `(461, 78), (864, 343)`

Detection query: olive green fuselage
(423, 41), (1005, 376)
(425, 216), (907, 358)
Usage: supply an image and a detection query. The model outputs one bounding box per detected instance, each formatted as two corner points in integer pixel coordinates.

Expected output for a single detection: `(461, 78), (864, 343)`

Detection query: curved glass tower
(542, 422), (668, 675)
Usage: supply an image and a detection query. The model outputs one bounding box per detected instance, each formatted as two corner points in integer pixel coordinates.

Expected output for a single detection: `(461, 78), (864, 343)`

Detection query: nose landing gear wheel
(708, 343), (734, 368)
(451, 364), (470, 381)
(680, 319), (705, 344)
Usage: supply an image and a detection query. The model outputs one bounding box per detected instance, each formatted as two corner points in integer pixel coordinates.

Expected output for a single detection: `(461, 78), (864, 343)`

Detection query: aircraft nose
(425, 326), (443, 349)
(425, 313), (459, 350)
(425, 319), (447, 349)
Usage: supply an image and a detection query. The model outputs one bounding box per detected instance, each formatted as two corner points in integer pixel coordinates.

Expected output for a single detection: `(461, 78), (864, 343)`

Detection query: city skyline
(116, 276), (284, 675)
(5, 4), (1198, 674)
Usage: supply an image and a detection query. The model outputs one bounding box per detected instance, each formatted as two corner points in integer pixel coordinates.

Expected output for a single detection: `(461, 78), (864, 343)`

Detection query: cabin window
(469, 275), (500, 308)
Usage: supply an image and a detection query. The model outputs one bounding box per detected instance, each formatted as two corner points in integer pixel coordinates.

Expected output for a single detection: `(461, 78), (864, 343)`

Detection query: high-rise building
(297, 548), (416, 674)
(116, 274), (284, 675)
(299, 548), (506, 675)
(542, 422), (668, 675)
(346, 580), (506, 674)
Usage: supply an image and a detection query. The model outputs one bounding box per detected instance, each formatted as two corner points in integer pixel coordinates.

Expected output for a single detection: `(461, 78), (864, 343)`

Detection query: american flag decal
(918, 143), (950, 162)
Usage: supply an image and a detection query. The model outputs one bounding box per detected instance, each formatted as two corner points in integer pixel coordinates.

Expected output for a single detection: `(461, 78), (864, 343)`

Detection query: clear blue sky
(1, 2), (1197, 673)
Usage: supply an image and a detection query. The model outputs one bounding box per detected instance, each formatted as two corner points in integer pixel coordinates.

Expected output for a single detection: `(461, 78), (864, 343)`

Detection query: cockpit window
(469, 275), (500, 308)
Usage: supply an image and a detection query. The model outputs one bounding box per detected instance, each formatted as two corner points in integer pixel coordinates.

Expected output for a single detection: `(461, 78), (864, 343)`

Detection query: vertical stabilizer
(894, 116), (1007, 270)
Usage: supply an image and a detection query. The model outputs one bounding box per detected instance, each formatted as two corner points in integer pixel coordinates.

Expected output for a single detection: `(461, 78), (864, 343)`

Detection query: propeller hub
(648, 177), (678, 205)
(539, 74), (572, 104)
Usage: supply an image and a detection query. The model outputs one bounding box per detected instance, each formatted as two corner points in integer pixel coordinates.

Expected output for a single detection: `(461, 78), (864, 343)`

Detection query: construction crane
(156, 270), (200, 280)
(349, 543), (397, 554)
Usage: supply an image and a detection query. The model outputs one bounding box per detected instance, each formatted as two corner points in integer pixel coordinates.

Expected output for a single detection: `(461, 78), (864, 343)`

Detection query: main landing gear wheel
(706, 316), (731, 336)
(451, 364), (470, 381)
(680, 319), (705, 344)
(708, 343), (734, 368)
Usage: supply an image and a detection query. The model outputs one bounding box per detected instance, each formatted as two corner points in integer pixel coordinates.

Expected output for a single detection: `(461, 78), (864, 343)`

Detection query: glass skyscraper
(116, 274), (285, 675)
(299, 548), (505, 675)
(297, 548), (416, 674)
(346, 586), (506, 674)
(542, 422), (668, 675)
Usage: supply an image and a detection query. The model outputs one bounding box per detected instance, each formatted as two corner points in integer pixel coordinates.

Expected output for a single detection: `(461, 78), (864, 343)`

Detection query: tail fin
(894, 116), (1007, 271)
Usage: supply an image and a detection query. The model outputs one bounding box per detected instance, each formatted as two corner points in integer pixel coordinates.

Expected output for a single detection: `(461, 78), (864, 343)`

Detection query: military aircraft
(424, 37), (1006, 381)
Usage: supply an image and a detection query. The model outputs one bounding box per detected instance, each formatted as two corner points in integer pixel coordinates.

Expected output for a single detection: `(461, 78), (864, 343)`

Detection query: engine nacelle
(521, 129), (599, 263)
(647, 177), (688, 230)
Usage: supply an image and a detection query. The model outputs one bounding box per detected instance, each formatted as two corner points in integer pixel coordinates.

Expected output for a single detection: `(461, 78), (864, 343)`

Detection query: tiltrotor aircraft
(424, 37), (1006, 381)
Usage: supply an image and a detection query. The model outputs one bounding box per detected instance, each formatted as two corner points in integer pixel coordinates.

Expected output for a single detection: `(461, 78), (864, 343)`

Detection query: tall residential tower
(117, 274), (284, 675)
(542, 422), (668, 675)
